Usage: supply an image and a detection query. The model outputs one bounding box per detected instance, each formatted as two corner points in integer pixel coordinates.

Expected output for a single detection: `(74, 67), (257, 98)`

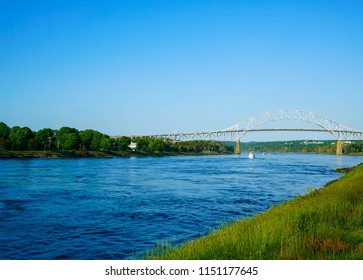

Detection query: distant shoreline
(0, 150), (233, 159)
(1, 150), (363, 159)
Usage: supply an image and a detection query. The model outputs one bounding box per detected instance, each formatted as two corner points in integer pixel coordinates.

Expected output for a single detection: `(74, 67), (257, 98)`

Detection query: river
(0, 153), (362, 259)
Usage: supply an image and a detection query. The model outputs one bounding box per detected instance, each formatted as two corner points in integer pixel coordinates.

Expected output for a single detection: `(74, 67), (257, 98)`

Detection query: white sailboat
(249, 151), (255, 159)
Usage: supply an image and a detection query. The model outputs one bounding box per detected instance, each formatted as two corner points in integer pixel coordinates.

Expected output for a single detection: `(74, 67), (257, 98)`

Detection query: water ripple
(0, 154), (362, 259)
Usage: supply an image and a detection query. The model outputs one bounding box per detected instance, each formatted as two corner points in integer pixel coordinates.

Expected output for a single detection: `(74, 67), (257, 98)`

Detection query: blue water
(0, 153), (362, 259)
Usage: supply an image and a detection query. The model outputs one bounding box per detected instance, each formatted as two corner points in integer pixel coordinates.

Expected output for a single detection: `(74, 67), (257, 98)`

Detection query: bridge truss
(131, 109), (363, 141)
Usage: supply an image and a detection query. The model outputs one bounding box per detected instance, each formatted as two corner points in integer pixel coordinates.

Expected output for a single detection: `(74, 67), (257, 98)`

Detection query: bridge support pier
(235, 139), (241, 154)
(336, 139), (343, 156)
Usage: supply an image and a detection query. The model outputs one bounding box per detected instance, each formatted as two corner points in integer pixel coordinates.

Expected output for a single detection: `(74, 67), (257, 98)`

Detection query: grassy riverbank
(146, 163), (363, 260)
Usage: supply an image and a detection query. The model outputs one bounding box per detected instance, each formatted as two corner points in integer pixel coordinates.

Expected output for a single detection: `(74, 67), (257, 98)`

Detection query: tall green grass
(146, 164), (363, 260)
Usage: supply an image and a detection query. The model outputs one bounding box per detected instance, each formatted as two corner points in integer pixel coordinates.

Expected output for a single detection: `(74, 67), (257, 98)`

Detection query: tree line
(0, 122), (233, 154)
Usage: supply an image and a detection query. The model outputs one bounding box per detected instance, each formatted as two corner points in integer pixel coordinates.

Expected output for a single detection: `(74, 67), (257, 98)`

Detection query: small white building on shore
(128, 142), (137, 151)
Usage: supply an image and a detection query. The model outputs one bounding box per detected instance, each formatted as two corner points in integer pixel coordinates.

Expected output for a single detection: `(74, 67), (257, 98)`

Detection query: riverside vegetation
(146, 163), (363, 260)
(0, 122), (233, 157)
(1, 122), (362, 157)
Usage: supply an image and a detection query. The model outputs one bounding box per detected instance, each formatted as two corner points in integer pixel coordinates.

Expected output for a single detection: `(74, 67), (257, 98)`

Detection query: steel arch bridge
(135, 109), (363, 142)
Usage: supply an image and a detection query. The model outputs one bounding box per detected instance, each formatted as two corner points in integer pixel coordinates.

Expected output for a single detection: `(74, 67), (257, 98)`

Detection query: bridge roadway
(132, 128), (363, 142)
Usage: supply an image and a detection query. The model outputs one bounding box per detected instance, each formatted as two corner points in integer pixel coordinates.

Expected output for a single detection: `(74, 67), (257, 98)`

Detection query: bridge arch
(226, 109), (355, 140)
(129, 109), (362, 156)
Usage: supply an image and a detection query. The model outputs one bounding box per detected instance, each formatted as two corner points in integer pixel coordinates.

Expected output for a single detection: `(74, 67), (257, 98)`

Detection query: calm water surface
(0, 153), (362, 259)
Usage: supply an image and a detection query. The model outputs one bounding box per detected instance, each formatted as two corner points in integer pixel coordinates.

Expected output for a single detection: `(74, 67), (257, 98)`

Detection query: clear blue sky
(1, 0), (362, 140)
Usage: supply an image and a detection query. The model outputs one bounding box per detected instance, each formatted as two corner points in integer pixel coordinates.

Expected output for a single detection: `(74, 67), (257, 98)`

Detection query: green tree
(65, 133), (80, 150)
(9, 126), (34, 151)
(80, 129), (96, 150)
(117, 136), (131, 151)
(90, 131), (103, 150)
(0, 122), (10, 150)
(35, 128), (55, 150)
(136, 137), (150, 152)
(56, 127), (80, 150)
(100, 134), (113, 151)
(149, 138), (166, 152)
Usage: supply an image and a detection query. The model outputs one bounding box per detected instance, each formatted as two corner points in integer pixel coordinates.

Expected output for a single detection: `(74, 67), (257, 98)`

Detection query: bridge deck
(130, 128), (363, 141)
